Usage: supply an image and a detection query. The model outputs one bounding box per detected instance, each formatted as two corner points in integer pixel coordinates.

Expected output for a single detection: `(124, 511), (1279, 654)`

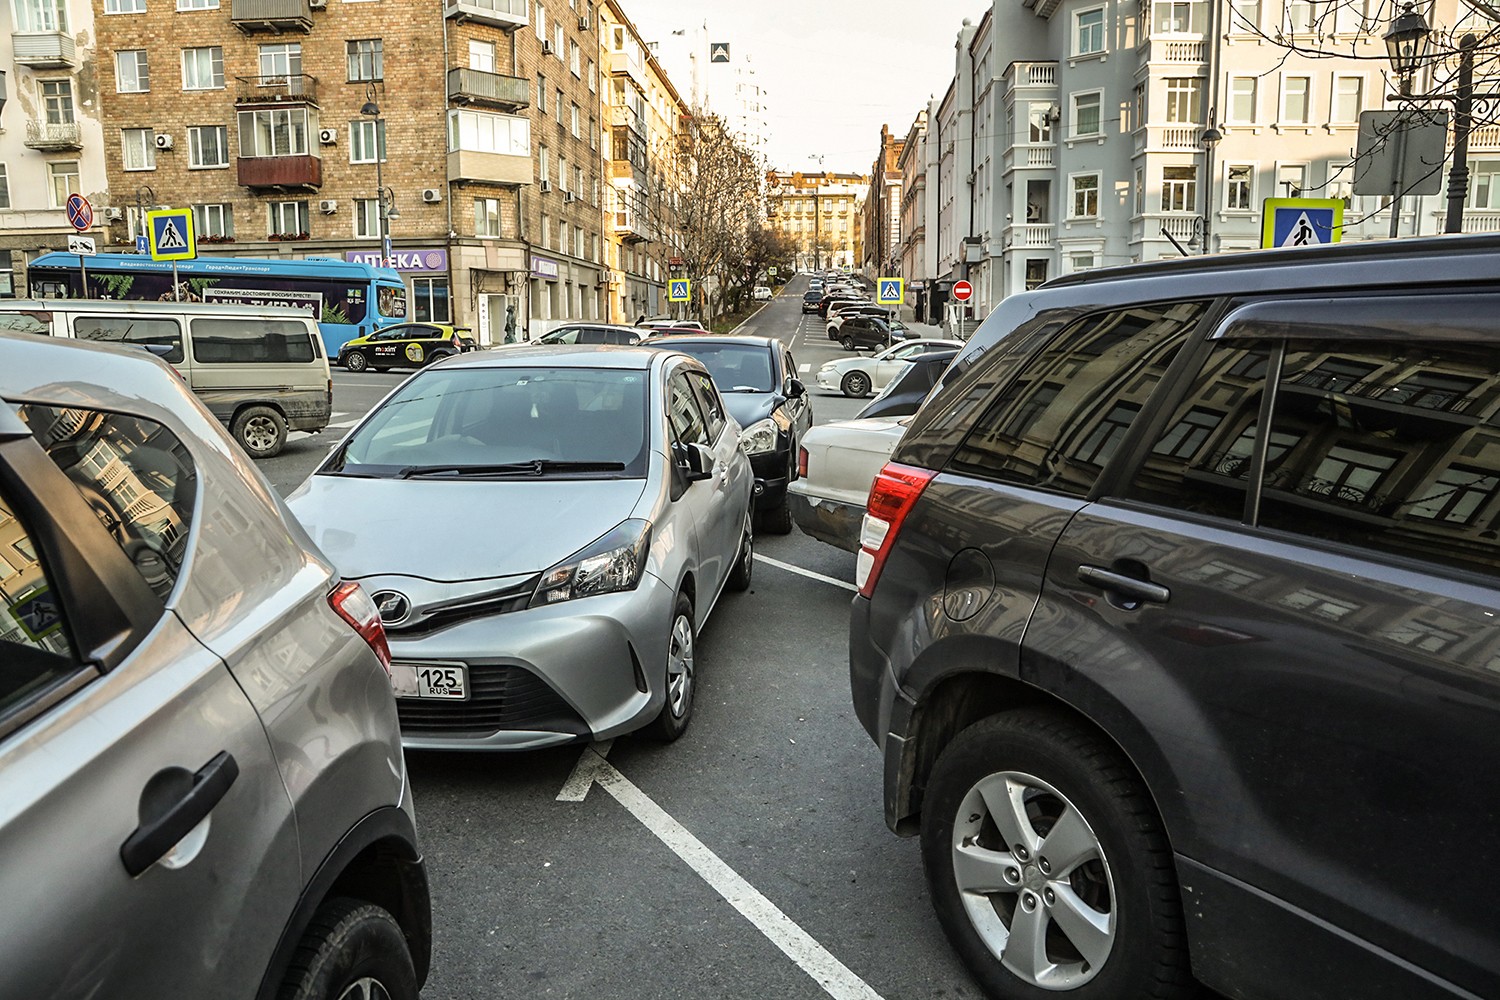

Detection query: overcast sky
(627, 1), (988, 174)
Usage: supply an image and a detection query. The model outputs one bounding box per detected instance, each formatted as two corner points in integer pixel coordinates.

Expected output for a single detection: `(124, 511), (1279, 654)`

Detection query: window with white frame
(1336, 0), (1376, 34)
(192, 202), (233, 238)
(1281, 76), (1311, 123)
(116, 50), (149, 92)
(354, 198), (379, 238)
(1074, 6), (1105, 55)
(588, 59), (596, 92)
(539, 144), (550, 183)
(103, 0), (144, 13)
(1470, 159), (1500, 208)
(349, 119), (386, 163)
(1285, 0), (1316, 33)
(448, 109), (530, 155)
(558, 221), (569, 254)
(347, 39), (382, 81)
(182, 46), (225, 89)
(122, 128), (157, 171)
(469, 39), (495, 72)
(237, 108), (311, 156)
(537, 73), (547, 111)
(1072, 91), (1102, 137)
(187, 125), (228, 167)
(1226, 163), (1254, 209)
(1164, 77), (1203, 123)
(1228, 76), (1257, 122)
(540, 213), (550, 249)
(41, 80), (73, 124)
(1327, 162), (1354, 207)
(1154, 0), (1205, 33)
(176, 0), (218, 10)
(474, 197), (501, 237)
(1161, 165), (1197, 211)
(569, 39), (581, 75)
(268, 200), (308, 236)
(259, 43), (302, 85)
(1277, 163), (1307, 197)
(15, 0), (68, 31)
(1333, 76), (1363, 123)
(0, 165), (9, 210)
(560, 155), (570, 191)
(571, 103), (580, 138)
(555, 88), (563, 121)
(47, 161), (79, 209)
(1134, 83), (1146, 127)
(1134, 166), (1145, 214)
(554, 22), (563, 57)
(1029, 103), (1054, 142)
(1228, 0), (1258, 32)
(534, 3), (545, 40)
(1068, 250), (1098, 273)
(589, 115), (597, 149)
(1071, 173), (1101, 217)
(574, 165), (583, 195)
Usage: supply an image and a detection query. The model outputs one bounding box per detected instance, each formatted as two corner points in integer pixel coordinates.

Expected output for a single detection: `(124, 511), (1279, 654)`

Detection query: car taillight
(797, 446), (809, 478)
(452, 334), (461, 348)
(856, 462), (936, 598)
(328, 581), (392, 672)
(326, 378), (333, 407)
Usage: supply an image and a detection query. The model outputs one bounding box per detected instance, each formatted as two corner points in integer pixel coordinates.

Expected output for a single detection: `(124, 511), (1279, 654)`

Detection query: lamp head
(1385, 5), (1432, 80)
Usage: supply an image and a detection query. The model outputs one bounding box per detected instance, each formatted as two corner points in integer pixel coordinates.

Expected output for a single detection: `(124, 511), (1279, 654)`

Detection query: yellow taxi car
(337, 323), (476, 372)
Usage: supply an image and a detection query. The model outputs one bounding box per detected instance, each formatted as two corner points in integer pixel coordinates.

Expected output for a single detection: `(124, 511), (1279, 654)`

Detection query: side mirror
(783, 377), (806, 399)
(675, 441), (713, 483)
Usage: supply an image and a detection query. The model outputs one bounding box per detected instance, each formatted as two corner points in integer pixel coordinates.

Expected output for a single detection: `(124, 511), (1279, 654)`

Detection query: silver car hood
(288, 475), (650, 582)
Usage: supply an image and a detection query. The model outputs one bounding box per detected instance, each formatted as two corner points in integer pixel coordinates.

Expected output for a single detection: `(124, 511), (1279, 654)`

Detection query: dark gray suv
(850, 235), (1500, 1000)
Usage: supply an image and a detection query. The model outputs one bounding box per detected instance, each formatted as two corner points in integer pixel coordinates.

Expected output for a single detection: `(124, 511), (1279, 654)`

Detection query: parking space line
(556, 738), (614, 802)
(799, 363), (811, 373)
(560, 747), (887, 1000)
(755, 554), (857, 593)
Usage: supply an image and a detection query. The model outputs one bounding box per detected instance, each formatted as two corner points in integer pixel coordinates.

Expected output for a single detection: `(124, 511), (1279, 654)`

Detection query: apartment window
(47, 162), (79, 209)
(182, 46), (225, 89)
(41, 80), (74, 125)
(347, 39), (383, 82)
(1069, 251), (1097, 273)
(1134, 166), (1145, 214)
(554, 23), (563, 56)
(555, 88), (564, 122)
(0, 165), (9, 210)
(1226, 163), (1254, 209)
(349, 119), (386, 163)
(558, 221), (569, 254)
(176, 0), (218, 9)
(115, 50), (150, 93)
(259, 43), (302, 84)
(447, 110), (531, 156)
(268, 200), (309, 237)
(588, 59), (596, 92)
(1471, 160), (1500, 208)
(237, 108), (311, 156)
(540, 214), (550, 249)
(537, 74), (547, 112)
(1228, 76), (1257, 123)
(1072, 91), (1102, 137)
(560, 155), (570, 191)
(589, 114), (597, 149)
(14, 0), (67, 30)
(574, 165), (583, 195)
(192, 203), (233, 239)
(1071, 173), (1101, 217)
(1028, 103), (1053, 143)
(1281, 76), (1310, 123)
(1074, 6), (1105, 54)
(354, 198), (379, 238)
(474, 197), (501, 237)
(469, 40), (495, 72)
(104, 0), (144, 12)
(1333, 76), (1363, 123)
(1328, 162), (1354, 208)
(571, 102), (580, 138)
(1164, 78), (1202, 123)
(122, 128), (157, 171)
(534, 2), (544, 40)
(1228, 0), (1258, 31)
(539, 144), (550, 183)
(1285, 0), (1315, 33)
(1134, 83), (1146, 127)
(1154, 0), (1205, 32)
(187, 125), (228, 167)
(1277, 163), (1307, 197)
(569, 39), (581, 75)
(1161, 165), (1197, 211)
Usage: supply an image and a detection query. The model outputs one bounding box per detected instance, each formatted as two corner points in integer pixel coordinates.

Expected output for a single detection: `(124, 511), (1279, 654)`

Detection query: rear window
(190, 318), (316, 364)
(72, 315), (184, 364)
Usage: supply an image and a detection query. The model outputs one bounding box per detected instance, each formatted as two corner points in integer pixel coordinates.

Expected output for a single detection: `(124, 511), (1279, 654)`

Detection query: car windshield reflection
(659, 343), (774, 393)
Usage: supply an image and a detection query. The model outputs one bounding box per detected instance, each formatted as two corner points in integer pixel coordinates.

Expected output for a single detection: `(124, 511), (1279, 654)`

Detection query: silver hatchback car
(288, 345), (755, 749)
(0, 332), (429, 1000)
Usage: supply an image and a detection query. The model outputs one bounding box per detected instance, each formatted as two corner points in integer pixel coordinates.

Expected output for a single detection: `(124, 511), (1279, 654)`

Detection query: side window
(0, 311), (52, 336)
(689, 372), (727, 441)
(1127, 341), (1272, 521)
(577, 328), (608, 344)
(948, 301), (1207, 497)
(1259, 339), (1500, 578)
(17, 404), (197, 600)
(190, 318), (315, 364)
(786, 351), (798, 379)
(72, 316), (184, 364)
(549, 327), (581, 345)
(0, 486), (79, 719)
(667, 373), (709, 448)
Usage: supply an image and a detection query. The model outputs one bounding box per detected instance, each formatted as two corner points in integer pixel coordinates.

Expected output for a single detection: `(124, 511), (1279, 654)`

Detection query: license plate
(390, 662), (468, 700)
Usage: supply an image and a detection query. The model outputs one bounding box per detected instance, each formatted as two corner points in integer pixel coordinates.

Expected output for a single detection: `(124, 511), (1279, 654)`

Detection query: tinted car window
(0, 487), (78, 712)
(689, 372), (727, 441)
(73, 316), (185, 364)
(538, 327), (581, 345)
(578, 328), (609, 344)
(190, 318), (316, 364)
(948, 301), (1207, 497)
(667, 373), (709, 448)
(19, 405), (198, 599)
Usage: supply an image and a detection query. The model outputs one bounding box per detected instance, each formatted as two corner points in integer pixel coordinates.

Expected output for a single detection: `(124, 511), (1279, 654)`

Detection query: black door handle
(120, 751), (239, 877)
(1076, 565), (1171, 608)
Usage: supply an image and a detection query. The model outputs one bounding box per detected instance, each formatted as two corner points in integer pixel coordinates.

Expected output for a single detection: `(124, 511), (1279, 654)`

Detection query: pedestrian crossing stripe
(146, 207), (198, 261)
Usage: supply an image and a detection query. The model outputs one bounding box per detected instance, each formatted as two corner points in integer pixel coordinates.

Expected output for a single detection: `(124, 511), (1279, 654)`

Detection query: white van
(0, 299), (330, 458)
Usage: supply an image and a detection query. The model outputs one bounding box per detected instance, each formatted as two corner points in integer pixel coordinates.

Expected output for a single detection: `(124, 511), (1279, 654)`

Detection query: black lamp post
(1200, 118), (1222, 254)
(360, 86), (394, 265)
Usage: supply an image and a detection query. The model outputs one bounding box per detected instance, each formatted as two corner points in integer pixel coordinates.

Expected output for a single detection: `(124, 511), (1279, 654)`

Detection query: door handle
(120, 751), (239, 877)
(1076, 565), (1171, 608)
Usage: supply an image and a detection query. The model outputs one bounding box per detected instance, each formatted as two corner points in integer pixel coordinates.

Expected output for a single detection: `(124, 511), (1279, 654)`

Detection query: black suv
(802, 290), (823, 314)
(850, 236), (1500, 1000)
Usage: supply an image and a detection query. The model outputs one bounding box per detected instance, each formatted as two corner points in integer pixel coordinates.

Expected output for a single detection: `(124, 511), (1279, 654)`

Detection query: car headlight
(740, 418), (779, 455)
(530, 519), (651, 608)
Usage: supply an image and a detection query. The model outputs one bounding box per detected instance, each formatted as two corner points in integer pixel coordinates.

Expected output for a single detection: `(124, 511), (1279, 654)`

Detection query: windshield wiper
(396, 460), (627, 479)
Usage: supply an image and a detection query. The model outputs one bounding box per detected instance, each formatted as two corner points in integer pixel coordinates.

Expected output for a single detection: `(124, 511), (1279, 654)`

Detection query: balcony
(236, 74), (319, 106)
(238, 154), (322, 190)
(447, 67), (529, 111)
(611, 106), (645, 136)
(614, 206), (647, 243)
(24, 120), (81, 151)
(444, 0), (527, 30)
(1137, 37), (1207, 69)
(448, 148), (531, 186)
(1133, 124), (1207, 154)
(1004, 223), (1056, 249)
(1003, 143), (1056, 172)
(231, 0), (312, 32)
(12, 31), (74, 67)
(1443, 211), (1500, 234)
(610, 48), (647, 89)
(1003, 61), (1057, 97)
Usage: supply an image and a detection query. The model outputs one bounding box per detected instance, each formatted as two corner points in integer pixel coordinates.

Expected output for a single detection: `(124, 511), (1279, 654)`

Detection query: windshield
(325, 366), (649, 478)
(660, 343), (775, 393)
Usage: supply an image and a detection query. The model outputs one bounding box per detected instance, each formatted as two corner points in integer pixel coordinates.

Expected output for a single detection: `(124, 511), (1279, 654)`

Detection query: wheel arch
(230, 399), (288, 427)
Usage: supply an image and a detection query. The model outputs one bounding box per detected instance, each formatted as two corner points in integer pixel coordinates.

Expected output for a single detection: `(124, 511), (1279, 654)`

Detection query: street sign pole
(173, 260), (180, 302)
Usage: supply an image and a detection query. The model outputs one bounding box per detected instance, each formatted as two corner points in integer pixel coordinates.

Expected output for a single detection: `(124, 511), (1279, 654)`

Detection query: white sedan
(788, 415), (910, 551)
(814, 338), (962, 397)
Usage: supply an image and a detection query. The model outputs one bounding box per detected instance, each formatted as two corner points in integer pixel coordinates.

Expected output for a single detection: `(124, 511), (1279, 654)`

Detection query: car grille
(384, 576), (540, 638)
(396, 664), (589, 739)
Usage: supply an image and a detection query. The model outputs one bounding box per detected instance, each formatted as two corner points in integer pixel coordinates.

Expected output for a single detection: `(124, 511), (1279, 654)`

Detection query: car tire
(232, 405), (288, 460)
(841, 371), (871, 398)
(429, 349), (456, 365)
(344, 350), (369, 373)
(727, 517), (754, 591)
(645, 593), (696, 742)
(920, 712), (1193, 1000)
(277, 897), (419, 1000)
(757, 499), (794, 535)
(841, 336), (857, 351)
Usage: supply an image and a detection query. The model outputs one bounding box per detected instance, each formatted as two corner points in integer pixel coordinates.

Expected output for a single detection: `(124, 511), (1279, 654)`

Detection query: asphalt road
(263, 279), (986, 1000)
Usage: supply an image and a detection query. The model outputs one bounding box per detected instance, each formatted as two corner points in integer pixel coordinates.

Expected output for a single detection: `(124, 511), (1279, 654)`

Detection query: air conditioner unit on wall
(422, 188), (442, 203)
(154, 133), (174, 150)
(308, 0), (326, 7)
(319, 199), (338, 214)
(541, 39), (553, 55)
(565, 191), (577, 203)
(578, 14), (588, 30)
(539, 179), (552, 193)
(103, 207), (123, 222)
(319, 128), (338, 145)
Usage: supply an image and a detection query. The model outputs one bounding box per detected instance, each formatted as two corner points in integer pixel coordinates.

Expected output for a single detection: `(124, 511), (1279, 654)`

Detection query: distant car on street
(856, 349), (957, 418)
(534, 323), (642, 345)
(288, 346), (755, 750)
(816, 338), (962, 397)
(802, 290), (823, 314)
(339, 322), (474, 373)
(831, 315), (912, 353)
(753, 286), (773, 301)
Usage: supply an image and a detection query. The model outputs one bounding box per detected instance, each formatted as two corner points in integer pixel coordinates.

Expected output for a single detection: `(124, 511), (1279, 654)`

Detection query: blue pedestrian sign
(1261, 198), (1344, 249)
(668, 278), (691, 303)
(146, 207), (197, 262)
(876, 277), (904, 306)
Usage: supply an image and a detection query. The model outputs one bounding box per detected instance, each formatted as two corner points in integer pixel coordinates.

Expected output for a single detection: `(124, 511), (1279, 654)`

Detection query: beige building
(765, 169), (867, 272)
(860, 124), (903, 277)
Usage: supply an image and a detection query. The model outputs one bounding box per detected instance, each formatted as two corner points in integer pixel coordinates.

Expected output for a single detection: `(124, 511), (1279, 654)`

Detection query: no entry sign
(952, 280), (973, 302)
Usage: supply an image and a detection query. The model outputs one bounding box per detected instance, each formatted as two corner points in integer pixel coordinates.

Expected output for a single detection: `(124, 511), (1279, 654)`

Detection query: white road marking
(754, 554), (858, 593)
(560, 747), (888, 1000)
(799, 363), (811, 373)
(557, 739), (614, 802)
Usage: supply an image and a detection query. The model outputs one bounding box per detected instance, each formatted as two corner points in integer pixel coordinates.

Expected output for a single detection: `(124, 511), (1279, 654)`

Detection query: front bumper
(386, 571), (677, 750)
(788, 490), (863, 552)
(816, 370), (842, 392)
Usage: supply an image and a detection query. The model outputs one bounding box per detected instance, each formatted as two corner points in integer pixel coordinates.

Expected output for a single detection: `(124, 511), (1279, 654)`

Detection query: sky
(626, 0), (988, 175)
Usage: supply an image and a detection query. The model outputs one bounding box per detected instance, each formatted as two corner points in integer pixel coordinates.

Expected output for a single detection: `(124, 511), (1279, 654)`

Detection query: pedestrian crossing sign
(146, 208), (197, 261)
(668, 278), (691, 303)
(876, 278), (904, 306)
(1261, 198), (1343, 250)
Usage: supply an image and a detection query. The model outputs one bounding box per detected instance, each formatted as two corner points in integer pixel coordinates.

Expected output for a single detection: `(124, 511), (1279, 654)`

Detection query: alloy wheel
(336, 977), (392, 1000)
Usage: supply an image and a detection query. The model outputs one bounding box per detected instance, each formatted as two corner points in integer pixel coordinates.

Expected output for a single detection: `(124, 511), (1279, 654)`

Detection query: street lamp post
(810, 154), (825, 272)
(360, 87), (394, 265)
(1200, 117), (1222, 255)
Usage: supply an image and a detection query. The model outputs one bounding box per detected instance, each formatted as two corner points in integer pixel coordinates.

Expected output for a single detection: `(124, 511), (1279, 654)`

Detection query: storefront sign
(530, 255), (560, 280)
(345, 248), (449, 272)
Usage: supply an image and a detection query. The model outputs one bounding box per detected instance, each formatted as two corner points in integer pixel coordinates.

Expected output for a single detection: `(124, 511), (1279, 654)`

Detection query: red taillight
(856, 462), (935, 598)
(797, 446), (809, 478)
(329, 581), (392, 672)
(452, 334), (461, 348)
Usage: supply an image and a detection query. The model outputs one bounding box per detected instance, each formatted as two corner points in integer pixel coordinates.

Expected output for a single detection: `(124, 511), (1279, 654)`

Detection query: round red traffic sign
(952, 280), (974, 302)
(66, 193), (93, 232)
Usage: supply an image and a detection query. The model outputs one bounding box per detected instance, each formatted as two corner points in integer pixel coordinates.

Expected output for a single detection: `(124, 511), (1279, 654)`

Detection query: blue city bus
(26, 252), (408, 354)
